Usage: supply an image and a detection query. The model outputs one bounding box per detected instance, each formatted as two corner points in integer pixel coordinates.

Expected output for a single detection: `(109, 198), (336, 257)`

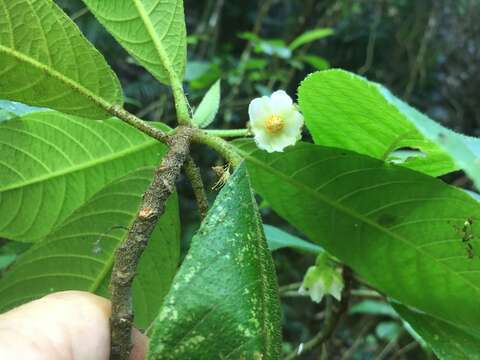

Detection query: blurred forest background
(3, 0), (480, 358)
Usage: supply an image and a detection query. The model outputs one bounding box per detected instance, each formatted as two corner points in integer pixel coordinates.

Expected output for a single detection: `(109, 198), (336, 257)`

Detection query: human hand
(0, 291), (148, 360)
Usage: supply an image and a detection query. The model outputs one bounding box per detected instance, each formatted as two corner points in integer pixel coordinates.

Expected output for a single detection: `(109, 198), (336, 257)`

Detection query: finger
(0, 291), (148, 360)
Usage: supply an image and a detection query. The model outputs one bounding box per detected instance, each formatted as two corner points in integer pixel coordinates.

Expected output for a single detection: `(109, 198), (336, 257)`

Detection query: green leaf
(235, 140), (480, 330)
(0, 168), (180, 329)
(394, 304), (480, 360)
(375, 321), (402, 341)
(193, 80), (221, 128)
(0, 255), (15, 271)
(0, 0), (123, 119)
(185, 61), (211, 82)
(381, 90), (480, 189)
(289, 28), (334, 51)
(299, 55), (330, 71)
(298, 70), (459, 177)
(264, 224), (323, 254)
(349, 300), (397, 318)
(148, 164), (281, 359)
(0, 111), (166, 242)
(83, 0), (187, 85)
(0, 239), (31, 271)
(255, 39), (291, 59)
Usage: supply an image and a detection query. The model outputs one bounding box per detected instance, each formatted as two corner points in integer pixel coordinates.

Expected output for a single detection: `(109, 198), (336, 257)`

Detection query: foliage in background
(1, 0), (479, 359)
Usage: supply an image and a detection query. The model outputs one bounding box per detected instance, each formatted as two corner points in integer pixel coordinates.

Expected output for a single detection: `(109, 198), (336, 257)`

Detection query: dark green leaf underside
(83, 0), (187, 85)
(148, 163), (281, 359)
(0, 168), (180, 329)
(0, 0), (122, 118)
(0, 111), (165, 242)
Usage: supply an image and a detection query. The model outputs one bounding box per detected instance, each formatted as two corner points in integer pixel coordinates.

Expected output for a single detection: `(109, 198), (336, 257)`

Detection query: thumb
(0, 291), (148, 360)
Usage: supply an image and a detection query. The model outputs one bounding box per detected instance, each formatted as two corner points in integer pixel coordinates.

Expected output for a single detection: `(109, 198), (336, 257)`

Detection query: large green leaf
(0, 111), (165, 242)
(82, 0), (187, 85)
(394, 304), (480, 360)
(235, 140), (480, 331)
(0, 0), (122, 119)
(298, 70), (461, 177)
(0, 168), (180, 329)
(148, 164), (281, 359)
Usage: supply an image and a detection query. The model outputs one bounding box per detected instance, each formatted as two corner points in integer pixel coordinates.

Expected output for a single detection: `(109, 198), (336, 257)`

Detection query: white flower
(298, 264), (344, 303)
(248, 90), (304, 153)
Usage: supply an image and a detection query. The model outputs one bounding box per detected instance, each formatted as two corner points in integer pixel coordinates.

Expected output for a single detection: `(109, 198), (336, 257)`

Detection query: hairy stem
(109, 127), (192, 360)
(170, 80), (192, 125)
(192, 129), (243, 167)
(184, 156), (209, 219)
(107, 105), (169, 143)
(204, 128), (251, 138)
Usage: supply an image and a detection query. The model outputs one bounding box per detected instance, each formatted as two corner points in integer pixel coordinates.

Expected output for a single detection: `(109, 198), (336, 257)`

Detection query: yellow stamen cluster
(265, 115), (285, 134)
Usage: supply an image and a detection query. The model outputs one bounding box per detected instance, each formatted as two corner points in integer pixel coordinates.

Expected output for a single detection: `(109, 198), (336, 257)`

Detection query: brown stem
(109, 126), (193, 360)
(184, 156), (209, 220)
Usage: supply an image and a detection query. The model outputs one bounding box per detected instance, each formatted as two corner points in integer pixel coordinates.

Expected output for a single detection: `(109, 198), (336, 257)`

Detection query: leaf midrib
(1, 139), (158, 193)
(0, 44), (110, 111)
(131, 0), (177, 84)
(239, 147), (480, 298)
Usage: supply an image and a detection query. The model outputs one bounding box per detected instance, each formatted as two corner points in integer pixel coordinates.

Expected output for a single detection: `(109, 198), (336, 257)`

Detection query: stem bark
(109, 127), (192, 360)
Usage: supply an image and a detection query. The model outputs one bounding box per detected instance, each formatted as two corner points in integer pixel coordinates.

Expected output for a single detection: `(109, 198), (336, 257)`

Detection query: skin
(0, 291), (148, 360)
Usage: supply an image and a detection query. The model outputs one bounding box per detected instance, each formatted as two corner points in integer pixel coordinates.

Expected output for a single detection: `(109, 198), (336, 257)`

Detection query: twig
(403, 8), (437, 100)
(136, 95), (167, 119)
(192, 129), (243, 167)
(108, 105), (169, 144)
(279, 282), (302, 294)
(281, 288), (382, 300)
(285, 267), (353, 360)
(340, 318), (376, 360)
(196, 0), (225, 59)
(357, 1), (383, 75)
(204, 128), (250, 138)
(279, 7), (331, 90)
(391, 341), (418, 359)
(225, 0), (276, 104)
(71, 7), (89, 21)
(109, 126), (193, 360)
(375, 329), (404, 360)
(184, 156), (209, 219)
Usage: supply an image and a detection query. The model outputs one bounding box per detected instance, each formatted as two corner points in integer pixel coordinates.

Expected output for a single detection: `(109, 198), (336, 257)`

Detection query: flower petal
(310, 281), (326, 303)
(329, 280), (344, 301)
(283, 110), (304, 140)
(248, 96), (272, 128)
(269, 90), (294, 117)
(271, 133), (297, 152)
(253, 130), (276, 153)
